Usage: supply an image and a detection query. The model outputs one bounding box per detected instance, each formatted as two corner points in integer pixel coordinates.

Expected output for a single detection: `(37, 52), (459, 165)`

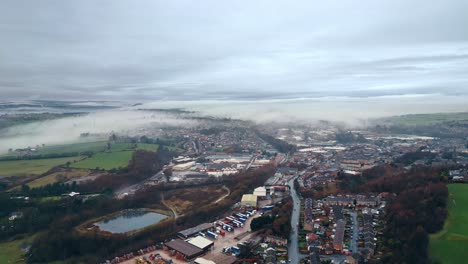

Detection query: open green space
(136, 143), (160, 152)
(71, 151), (133, 170)
(430, 184), (468, 264)
(0, 156), (82, 177)
(109, 143), (135, 152)
(0, 234), (38, 264)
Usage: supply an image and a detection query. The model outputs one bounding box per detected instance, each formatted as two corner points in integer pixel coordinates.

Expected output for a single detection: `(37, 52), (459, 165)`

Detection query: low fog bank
(1, 95), (466, 154)
(0, 110), (197, 154)
(140, 94), (468, 126)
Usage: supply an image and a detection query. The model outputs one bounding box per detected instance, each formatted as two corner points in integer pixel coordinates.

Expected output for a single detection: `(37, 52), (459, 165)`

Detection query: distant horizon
(1, 95), (467, 125)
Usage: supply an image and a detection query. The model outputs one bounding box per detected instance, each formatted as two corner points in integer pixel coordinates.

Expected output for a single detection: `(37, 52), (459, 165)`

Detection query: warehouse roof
(188, 236), (214, 249)
(205, 254), (237, 264)
(241, 194), (258, 203)
(165, 239), (203, 258)
(178, 223), (213, 238)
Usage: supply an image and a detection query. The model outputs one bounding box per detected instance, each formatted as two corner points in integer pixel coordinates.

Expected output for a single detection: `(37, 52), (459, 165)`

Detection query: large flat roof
(241, 194), (258, 203)
(165, 239), (203, 258)
(188, 236), (214, 250)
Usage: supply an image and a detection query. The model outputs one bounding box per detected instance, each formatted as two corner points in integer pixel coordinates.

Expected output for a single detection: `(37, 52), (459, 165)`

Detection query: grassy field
(0, 234), (38, 264)
(71, 151), (134, 170)
(0, 156), (83, 177)
(136, 143), (160, 152)
(430, 184), (468, 264)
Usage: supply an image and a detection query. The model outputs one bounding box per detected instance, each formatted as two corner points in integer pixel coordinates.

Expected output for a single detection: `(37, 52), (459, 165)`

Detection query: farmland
(136, 143), (160, 152)
(430, 184), (468, 264)
(0, 156), (82, 177)
(71, 151), (134, 170)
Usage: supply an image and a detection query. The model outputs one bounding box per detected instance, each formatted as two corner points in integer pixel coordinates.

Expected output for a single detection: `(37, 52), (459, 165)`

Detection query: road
(287, 172), (307, 263)
(192, 141), (198, 154)
(350, 211), (358, 253)
(245, 154), (257, 171)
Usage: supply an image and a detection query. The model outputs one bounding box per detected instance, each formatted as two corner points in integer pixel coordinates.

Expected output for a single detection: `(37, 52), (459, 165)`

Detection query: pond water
(95, 210), (168, 233)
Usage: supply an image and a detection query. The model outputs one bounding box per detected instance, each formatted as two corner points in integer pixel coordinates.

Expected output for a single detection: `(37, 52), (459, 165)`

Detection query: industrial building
(178, 223), (213, 239)
(165, 239), (204, 260)
(241, 194), (258, 207)
(188, 236), (214, 251)
(253, 186), (267, 198)
(173, 161), (196, 171)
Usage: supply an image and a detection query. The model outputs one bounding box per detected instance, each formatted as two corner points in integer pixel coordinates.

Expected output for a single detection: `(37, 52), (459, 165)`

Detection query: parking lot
(121, 210), (262, 264)
(203, 210), (261, 262)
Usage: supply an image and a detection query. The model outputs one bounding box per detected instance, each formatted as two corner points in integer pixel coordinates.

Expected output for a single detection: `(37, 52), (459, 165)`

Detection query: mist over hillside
(0, 110), (198, 154)
(140, 94), (468, 125)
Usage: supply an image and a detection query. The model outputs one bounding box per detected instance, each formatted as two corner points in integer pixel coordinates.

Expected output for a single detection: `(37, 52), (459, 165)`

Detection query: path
(213, 185), (230, 204)
(160, 192), (179, 219)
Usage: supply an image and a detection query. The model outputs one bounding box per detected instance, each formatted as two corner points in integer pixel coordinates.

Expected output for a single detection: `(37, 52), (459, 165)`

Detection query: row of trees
(250, 197), (293, 238)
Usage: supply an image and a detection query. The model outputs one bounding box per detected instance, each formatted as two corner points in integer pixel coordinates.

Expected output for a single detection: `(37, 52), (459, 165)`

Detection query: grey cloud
(0, 0), (468, 102)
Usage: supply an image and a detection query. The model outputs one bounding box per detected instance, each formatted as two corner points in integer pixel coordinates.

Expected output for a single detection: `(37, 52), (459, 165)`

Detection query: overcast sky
(1, 0), (468, 102)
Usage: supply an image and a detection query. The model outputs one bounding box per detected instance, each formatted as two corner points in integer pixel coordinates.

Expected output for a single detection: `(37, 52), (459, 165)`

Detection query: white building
(253, 186), (267, 198)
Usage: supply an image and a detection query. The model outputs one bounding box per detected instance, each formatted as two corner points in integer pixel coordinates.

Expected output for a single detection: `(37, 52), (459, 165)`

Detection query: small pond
(95, 210), (168, 233)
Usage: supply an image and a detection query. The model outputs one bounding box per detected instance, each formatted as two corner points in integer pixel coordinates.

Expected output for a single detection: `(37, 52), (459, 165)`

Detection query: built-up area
(110, 123), (467, 264)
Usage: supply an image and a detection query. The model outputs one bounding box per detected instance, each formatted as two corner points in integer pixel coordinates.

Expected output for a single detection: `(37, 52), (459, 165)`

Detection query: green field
(430, 184), (468, 264)
(0, 156), (83, 177)
(0, 234), (38, 264)
(71, 151), (134, 170)
(136, 143), (160, 151)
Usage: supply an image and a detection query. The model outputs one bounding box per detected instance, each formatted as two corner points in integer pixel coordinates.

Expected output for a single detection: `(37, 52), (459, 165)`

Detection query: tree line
(357, 165), (449, 264)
